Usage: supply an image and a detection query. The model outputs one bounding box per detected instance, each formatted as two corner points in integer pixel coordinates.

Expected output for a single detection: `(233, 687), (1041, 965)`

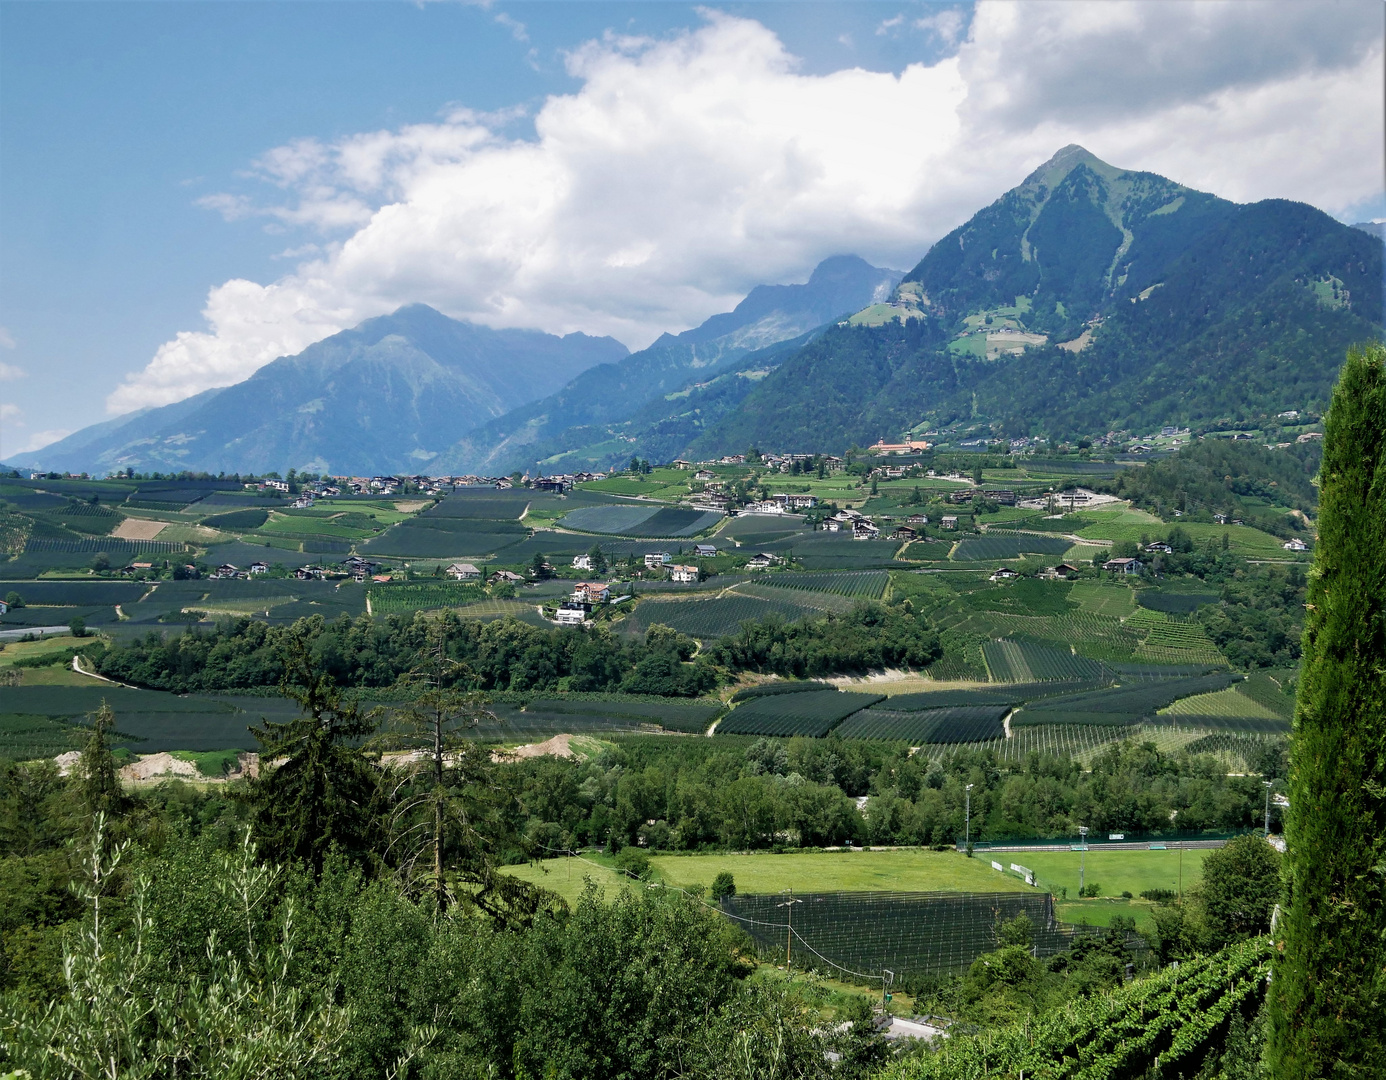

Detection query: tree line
(87, 603), (941, 696)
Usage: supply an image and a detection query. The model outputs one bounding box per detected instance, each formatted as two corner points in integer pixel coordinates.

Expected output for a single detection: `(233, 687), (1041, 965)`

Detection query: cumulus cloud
(0, 362), (24, 382)
(110, 1), (1385, 413)
(0, 326), (15, 350)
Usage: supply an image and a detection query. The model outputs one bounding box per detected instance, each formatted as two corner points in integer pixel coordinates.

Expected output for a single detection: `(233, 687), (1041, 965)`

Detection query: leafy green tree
(1268, 342), (1386, 1077)
(587, 543), (608, 574)
(710, 871), (736, 900)
(242, 638), (383, 875)
(67, 616), (86, 638)
(2, 817), (348, 1078)
(1197, 832), (1281, 946)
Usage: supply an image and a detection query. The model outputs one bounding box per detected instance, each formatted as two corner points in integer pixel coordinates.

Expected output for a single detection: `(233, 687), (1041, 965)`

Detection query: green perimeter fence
(721, 890), (1143, 980)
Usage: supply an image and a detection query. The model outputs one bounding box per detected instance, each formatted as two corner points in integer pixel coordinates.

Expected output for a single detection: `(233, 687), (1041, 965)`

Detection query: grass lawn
(1076, 517), (1290, 559)
(1006, 847), (1212, 900)
(1068, 582), (1138, 618)
(1055, 898), (1158, 931)
(500, 856), (641, 907)
(0, 634), (88, 663)
(651, 849), (1015, 896)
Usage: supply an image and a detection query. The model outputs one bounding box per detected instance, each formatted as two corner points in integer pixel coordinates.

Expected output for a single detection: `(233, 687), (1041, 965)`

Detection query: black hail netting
(719, 891), (1141, 979)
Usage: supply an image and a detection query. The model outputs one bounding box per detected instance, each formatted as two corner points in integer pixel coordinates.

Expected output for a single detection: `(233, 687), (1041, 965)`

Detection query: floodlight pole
(1263, 780), (1273, 836)
(777, 891), (802, 972)
(1078, 827), (1089, 895)
(965, 784), (975, 850)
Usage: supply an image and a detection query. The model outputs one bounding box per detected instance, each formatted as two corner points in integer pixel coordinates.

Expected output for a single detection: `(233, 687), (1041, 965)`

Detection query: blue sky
(2, 1), (1382, 459)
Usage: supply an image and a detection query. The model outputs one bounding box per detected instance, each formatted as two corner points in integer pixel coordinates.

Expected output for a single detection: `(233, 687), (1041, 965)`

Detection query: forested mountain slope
(432, 255), (902, 474)
(15, 305), (627, 477)
(690, 147), (1382, 454)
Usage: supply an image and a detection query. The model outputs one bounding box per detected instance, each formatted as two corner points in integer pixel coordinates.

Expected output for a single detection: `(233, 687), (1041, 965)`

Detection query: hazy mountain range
(13, 146), (1382, 476)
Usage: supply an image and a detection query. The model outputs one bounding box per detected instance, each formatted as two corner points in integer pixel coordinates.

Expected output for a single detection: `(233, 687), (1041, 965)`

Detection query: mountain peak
(1022, 144), (1120, 190)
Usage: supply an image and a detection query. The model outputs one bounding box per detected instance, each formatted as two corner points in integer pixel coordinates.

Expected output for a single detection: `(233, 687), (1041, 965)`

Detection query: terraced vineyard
(951, 535), (1073, 562)
(1013, 672), (1242, 726)
(835, 705), (1009, 743)
(1137, 589), (1219, 615)
(983, 639), (1110, 682)
(1068, 582), (1138, 618)
(625, 594), (816, 641)
(521, 696), (723, 734)
(732, 582), (855, 614)
(368, 582), (486, 614)
(758, 570), (888, 599)
(716, 690), (884, 737)
(1126, 608), (1228, 665)
(561, 504), (720, 537)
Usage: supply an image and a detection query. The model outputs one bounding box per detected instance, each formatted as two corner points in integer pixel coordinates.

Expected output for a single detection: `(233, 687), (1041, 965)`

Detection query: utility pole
(965, 783), (975, 852)
(1078, 826), (1089, 896)
(777, 892), (802, 971)
(1178, 843), (1183, 901)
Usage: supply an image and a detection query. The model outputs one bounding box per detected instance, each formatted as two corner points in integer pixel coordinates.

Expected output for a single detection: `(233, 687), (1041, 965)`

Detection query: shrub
(615, 848), (652, 880)
(710, 871), (736, 901)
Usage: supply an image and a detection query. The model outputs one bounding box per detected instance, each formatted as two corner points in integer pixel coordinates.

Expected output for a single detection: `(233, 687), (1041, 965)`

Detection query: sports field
(996, 846), (1213, 899)
(651, 849), (1014, 895)
(501, 845), (1217, 910)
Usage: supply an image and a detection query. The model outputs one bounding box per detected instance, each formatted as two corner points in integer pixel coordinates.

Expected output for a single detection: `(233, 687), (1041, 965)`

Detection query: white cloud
(0, 401), (70, 459)
(111, 2), (1386, 413)
(0, 326), (15, 349)
(915, 9), (966, 47)
(17, 429), (72, 454)
(0, 362), (24, 382)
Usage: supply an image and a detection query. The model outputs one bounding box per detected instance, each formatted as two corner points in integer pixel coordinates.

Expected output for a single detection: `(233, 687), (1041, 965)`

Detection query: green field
(498, 856), (639, 907)
(653, 849), (1017, 895)
(500, 848), (1060, 909)
(1003, 847), (1213, 900)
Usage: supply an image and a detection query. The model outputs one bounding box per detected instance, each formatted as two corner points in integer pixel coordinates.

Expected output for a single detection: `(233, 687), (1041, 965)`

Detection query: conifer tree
(243, 637), (383, 874)
(79, 701), (125, 819)
(1267, 342), (1386, 1076)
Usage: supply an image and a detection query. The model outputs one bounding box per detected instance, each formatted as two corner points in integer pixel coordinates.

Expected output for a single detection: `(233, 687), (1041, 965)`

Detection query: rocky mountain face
(685, 146), (1383, 455)
(430, 255), (903, 474)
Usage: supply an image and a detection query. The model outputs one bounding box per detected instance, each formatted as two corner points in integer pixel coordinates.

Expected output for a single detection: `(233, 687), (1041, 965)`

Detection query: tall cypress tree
(1267, 342), (1386, 1076)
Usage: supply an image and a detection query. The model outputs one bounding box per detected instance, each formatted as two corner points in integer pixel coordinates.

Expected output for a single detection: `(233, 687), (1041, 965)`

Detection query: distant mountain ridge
(686, 146), (1383, 455)
(14, 306), (627, 476)
(430, 255), (902, 474)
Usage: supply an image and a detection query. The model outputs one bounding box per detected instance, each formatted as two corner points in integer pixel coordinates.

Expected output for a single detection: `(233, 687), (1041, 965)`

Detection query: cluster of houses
(673, 454), (844, 474)
(211, 561), (271, 580)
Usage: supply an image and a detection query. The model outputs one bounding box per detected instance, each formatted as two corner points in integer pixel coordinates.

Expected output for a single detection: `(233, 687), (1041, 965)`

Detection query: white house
(746, 552), (780, 570)
(669, 565), (699, 583)
(1283, 538), (1308, 552)
(693, 544), (717, 558)
(1103, 557), (1144, 575)
(941, 516), (959, 530)
(644, 552), (672, 569)
(989, 567), (1019, 581)
(572, 554), (594, 570)
(446, 563), (482, 580)
(572, 582), (610, 604)
(554, 602), (590, 626)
